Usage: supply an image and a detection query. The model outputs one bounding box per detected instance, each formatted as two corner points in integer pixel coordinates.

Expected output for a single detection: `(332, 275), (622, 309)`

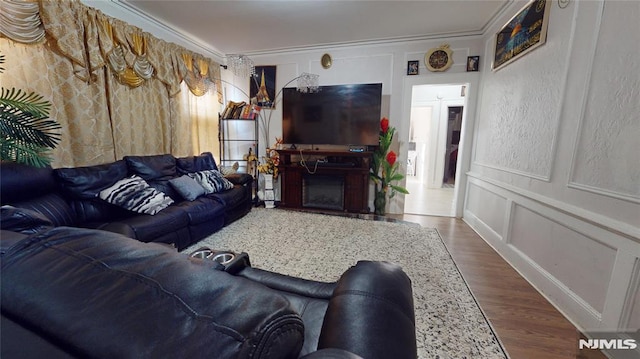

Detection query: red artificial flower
(386, 150), (397, 166)
(380, 117), (389, 134)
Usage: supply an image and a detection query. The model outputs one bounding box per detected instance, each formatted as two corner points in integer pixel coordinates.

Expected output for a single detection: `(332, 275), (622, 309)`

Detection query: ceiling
(120, 0), (510, 56)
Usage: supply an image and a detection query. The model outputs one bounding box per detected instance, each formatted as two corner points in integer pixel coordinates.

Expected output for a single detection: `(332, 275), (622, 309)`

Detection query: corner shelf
(218, 114), (259, 201)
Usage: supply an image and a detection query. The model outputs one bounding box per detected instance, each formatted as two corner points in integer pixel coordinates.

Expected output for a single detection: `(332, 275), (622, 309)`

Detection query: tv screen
(282, 83), (382, 146)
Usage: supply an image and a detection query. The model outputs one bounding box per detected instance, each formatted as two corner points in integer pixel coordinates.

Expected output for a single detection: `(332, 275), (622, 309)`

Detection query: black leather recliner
(0, 226), (417, 359)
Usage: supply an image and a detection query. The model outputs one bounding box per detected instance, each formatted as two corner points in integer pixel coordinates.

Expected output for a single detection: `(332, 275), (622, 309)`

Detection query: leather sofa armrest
(238, 267), (336, 299)
(318, 261), (417, 359)
(224, 173), (253, 186)
(300, 348), (363, 359)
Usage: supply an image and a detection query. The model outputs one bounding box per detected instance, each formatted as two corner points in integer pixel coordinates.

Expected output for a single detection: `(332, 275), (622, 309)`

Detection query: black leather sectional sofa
(0, 227), (417, 359)
(0, 155), (418, 358)
(0, 152), (253, 250)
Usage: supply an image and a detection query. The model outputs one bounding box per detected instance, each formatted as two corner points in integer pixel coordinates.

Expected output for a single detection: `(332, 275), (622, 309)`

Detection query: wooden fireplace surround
(276, 149), (372, 213)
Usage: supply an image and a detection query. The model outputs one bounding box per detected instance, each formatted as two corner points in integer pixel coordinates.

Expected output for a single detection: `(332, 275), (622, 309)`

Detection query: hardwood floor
(387, 213), (608, 359)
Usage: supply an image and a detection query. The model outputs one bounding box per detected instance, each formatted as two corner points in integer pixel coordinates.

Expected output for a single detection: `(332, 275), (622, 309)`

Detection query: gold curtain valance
(33, 0), (221, 99)
(180, 52), (222, 97)
(0, 0), (45, 44)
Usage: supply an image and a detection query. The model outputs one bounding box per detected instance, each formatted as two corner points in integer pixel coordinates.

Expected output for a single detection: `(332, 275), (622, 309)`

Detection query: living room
(1, 1), (638, 359)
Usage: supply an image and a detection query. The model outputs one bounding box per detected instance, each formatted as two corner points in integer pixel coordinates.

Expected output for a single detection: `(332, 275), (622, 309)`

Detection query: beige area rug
(184, 208), (508, 359)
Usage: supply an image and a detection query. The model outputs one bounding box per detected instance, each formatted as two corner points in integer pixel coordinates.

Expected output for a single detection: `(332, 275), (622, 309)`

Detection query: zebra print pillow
(187, 170), (234, 194)
(99, 175), (174, 215)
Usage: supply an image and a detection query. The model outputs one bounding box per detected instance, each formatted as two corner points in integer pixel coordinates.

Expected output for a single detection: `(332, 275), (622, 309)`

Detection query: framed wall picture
(492, 0), (551, 71)
(250, 65), (276, 108)
(467, 56), (480, 72)
(407, 60), (419, 75)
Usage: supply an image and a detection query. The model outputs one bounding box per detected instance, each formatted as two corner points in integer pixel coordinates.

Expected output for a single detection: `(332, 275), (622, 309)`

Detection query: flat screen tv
(282, 83), (382, 146)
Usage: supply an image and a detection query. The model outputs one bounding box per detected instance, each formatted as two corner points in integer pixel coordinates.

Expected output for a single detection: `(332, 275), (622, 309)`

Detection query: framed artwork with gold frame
(492, 0), (551, 71)
(425, 44), (453, 72)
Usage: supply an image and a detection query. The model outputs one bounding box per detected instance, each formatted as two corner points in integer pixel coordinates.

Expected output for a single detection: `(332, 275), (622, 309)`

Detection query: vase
(374, 190), (387, 216)
(260, 173), (275, 208)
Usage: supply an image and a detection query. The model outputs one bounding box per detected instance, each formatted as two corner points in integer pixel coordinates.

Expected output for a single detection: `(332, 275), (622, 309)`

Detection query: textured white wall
(568, 2), (640, 201)
(465, 0), (640, 334)
(473, 0), (572, 179)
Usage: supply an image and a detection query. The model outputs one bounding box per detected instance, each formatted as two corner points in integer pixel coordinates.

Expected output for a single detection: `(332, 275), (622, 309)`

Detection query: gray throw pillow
(169, 175), (206, 201)
(99, 175), (174, 215)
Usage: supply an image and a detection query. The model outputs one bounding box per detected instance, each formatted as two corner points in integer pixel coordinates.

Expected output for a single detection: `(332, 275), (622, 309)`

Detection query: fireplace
(302, 175), (344, 210)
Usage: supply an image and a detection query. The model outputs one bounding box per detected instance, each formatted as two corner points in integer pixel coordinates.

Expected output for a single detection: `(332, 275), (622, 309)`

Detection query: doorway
(404, 84), (467, 217)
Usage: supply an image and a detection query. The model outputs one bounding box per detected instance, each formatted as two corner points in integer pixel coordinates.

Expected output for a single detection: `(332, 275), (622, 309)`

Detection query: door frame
(400, 73), (480, 218)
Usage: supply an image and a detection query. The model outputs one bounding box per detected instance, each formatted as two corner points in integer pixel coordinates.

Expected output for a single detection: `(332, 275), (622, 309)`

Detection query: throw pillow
(169, 175), (206, 201)
(188, 170), (234, 194)
(99, 175), (174, 215)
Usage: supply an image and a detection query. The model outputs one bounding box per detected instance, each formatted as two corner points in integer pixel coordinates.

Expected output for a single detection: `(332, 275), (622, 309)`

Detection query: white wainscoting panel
(510, 204), (616, 314)
(465, 182), (507, 239)
(625, 263), (640, 329)
(464, 174), (640, 332)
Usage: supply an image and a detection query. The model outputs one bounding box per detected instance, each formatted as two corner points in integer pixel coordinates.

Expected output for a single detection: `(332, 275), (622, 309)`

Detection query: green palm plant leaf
(0, 52), (61, 167)
(1, 87), (51, 119)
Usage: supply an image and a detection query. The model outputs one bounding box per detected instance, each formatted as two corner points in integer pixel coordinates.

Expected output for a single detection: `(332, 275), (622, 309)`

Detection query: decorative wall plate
(425, 44), (453, 72)
(321, 53), (332, 69)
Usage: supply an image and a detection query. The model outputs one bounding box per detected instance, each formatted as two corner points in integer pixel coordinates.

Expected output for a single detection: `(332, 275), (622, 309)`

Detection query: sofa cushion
(7, 193), (77, 227)
(54, 161), (131, 223)
(210, 185), (248, 207)
(0, 162), (58, 204)
(0, 205), (54, 235)
(169, 176), (206, 201)
(98, 205), (190, 243)
(125, 154), (177, 181)
(54, 161), (128, 199)
(174, 196), (225, 225)
(99, 176), (174, 215)
(188, 170), (234, 194)
(176, 152), (218, 174)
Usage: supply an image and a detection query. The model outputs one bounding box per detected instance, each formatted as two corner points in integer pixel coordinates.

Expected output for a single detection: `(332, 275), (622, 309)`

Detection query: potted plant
(0, 52), (61, 167)
(370, 117), (409, 215)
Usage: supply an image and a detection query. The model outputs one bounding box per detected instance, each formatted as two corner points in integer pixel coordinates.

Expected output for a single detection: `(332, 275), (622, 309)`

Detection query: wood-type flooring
(388, 214), (608, 359)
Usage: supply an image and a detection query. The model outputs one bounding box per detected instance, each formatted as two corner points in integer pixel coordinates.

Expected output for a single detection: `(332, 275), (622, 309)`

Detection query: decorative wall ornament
(558, 0), (570, 9)
(321, 53), (332, 69)
(425, 44), (453, 72)
(492, 0), (551, 71)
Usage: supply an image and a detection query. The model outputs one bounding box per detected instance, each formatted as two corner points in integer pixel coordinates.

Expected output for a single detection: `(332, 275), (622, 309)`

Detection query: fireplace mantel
(276, 149), (372, 213)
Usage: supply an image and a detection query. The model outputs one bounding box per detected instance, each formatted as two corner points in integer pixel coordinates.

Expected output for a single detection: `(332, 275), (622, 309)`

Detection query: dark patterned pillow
(169, 175), (206, 201)
(99, 175), (174, 215)
(188, 170), (234, 194)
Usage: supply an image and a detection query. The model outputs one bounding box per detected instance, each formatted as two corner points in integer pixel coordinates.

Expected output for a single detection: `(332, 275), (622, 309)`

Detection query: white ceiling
(120, 0), (510, 56)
